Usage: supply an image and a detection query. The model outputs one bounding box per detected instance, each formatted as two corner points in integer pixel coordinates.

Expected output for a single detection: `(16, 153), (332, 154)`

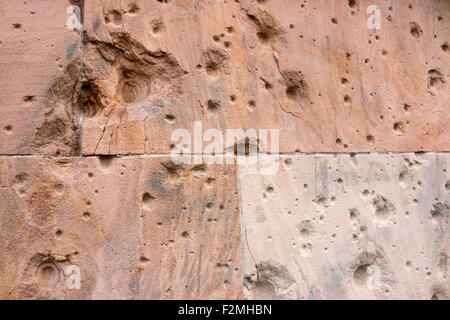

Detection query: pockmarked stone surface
(0, 156), (242, 299)
(239, 153), (449, 299)
(0, 0), (83, 156)
(80, 0), (449, 154)
(0, 0), (449, 302)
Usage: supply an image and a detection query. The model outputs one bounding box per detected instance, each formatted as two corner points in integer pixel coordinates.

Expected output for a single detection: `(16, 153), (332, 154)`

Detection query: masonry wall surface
(0, 0), (448, 300)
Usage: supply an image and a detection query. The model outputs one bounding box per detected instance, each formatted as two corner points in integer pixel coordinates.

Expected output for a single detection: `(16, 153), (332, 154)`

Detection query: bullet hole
(207, 99), (220, 112)
(105, 10), (122, 25)
(364, 58), (370, 64)
(247, 11), (283, 44)
(13, 23), (22, 29)
(373, 195), (396, 218)
(331, 18), (338, 24)
(344, 95), (351, 103)
(403, 103), (411, 112)
(348, 0), (357, 8)
(393, 121), (405, 133)
(428, 69), (445, 89)
(118, 70), (151, 104)
(445, 181), (450, 190)
(3, 125), (12, 133)
(441, 42), (449, 52)
(349, 208), (359, 220)
(382, 49), (387, 55)
(289, 24), (294, 29)
(82, 212), (91, 220)
(126, 3), (140, 14)
(156, 0), (170, 3)
(203, 48), (228, 77)
(346, 52), (352, 60)
(212, 35), (220, 42)
(341, 78), (349, 85)
(410, 22), (423, 38)
(284, 158), (292, 167)
(88, 172), (94, 178)
(99, 155), (114, 168)
(260, 78), (273, 89)
(181, 231), (189, 238)
(54, 183), (64, 194)
(226, 26), (234, 33)
(230, 95), (236, 102)
(257, 31), (270, 42)
(36, 260), (61, 287)
(248, 100), (256, 109)
(142, 192), (155, 207)
(23, 95), (35, 102)
(151, 20), (165, 35)
(55, 229), (63, 239)
(164, 114), (176, 124)
(282, 70), (309, 102)
(336, 138), (342, 146)
(366, 135), (374, 142)
(224, 41), (232, 48)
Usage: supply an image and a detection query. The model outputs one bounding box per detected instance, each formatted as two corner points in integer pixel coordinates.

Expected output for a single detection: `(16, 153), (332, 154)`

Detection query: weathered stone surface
(239, 153), (449, 299)
(0, 156), (242, 299)
(0, 0), (449, 302)
(81, 0), (449, 154)
(0, 0), (83, 156)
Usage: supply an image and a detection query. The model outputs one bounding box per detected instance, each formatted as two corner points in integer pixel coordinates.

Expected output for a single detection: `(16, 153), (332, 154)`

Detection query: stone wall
(0, 0), (448, 299)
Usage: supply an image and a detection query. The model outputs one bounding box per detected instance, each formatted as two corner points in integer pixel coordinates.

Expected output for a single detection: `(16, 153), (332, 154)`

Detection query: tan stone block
(0, 156), (242, 299)
(0, 0), (83, 155)
(80, 0), (449, 154)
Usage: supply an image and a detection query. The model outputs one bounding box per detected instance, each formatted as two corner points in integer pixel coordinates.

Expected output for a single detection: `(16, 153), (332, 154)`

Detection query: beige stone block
(239, 153), (449, 299)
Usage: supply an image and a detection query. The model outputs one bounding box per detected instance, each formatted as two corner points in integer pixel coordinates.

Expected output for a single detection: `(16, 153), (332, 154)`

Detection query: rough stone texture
(80, 0), (449, 154)
(0, 156), (242, 299)
(0, 0), (449, 301)
(0, 0), (83, 156)
(240, 153), (449, 299)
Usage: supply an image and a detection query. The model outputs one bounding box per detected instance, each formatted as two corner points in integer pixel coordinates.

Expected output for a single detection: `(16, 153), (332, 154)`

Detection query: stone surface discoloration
(240, 153), (449, 299)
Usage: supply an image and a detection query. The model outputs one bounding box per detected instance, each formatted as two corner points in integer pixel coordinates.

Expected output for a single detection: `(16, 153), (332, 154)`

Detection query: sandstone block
(0, 0), (83, 155)
(0, 156), (242, 299)
(80, 0), (449, 154)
